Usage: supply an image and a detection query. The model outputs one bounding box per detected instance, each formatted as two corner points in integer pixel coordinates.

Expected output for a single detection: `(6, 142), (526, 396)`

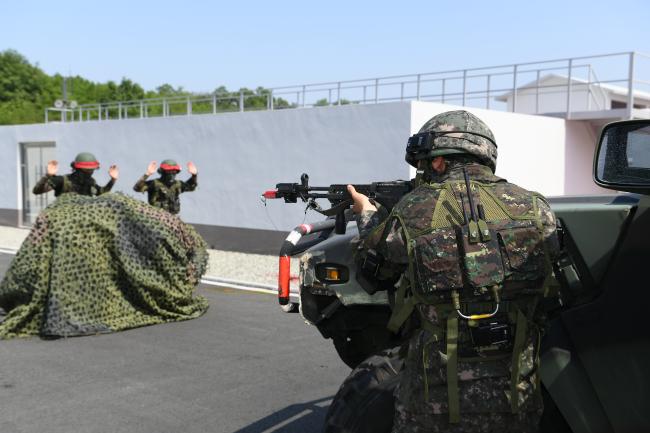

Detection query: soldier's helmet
(405, 110), (498, 172)
(158, 159), (181, 174)
(71, 152), (100, 170)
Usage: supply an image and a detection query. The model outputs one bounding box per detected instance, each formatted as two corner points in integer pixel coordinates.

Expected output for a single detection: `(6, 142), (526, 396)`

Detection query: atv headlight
(316, 264), (349, 283)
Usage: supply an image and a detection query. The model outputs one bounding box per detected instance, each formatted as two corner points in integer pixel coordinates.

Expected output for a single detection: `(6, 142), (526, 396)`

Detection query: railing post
(187, 97), (192, 116)
(140, 101), (144, 118)
(337, 82), (341, 106)
(270, 90), (274, 110)
(118, 102), (122, 120)
(566, 59), (573, 119)
(163, 99), (167, 117)
(240, 91), (244, 112)
(486, 74), (491, 109)
(442, 79), (446, 104)
(536, 69), (540, 114)
(374, 78), (379, 104)
(302, 85), (306, 107)
(416, 74), (421, 100)
(587, 65), (591, 111)
(296, 91), (300, 107)
(363, 86), (366, 104)
(98, 105), (102, 121)
(213, 94), (217, 114)
(266, 93), (270, 110)
(400, 82), (404, 102)
(627, 52), (635, 119)
(462, 69), (467, 106)
(45, 109), (48, 123)
(512, 64), (518, 112)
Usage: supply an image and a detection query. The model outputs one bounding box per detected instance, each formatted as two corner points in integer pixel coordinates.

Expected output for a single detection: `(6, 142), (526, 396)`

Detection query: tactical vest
(385, 171), (554, 423)
(149, 179), (182, 214)
(60, 174), (99, 197)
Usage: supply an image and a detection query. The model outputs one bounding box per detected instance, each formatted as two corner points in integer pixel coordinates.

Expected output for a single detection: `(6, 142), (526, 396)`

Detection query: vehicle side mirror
(594, 119), (650, 195)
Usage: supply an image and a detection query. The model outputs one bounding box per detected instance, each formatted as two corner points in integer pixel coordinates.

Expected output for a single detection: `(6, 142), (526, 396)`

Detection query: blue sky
(2, 0), (649, 93)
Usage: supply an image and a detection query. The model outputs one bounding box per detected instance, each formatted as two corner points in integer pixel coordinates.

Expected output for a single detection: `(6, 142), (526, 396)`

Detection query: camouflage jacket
(133, 174), (197, 214)
(357, 162), (560, 420)
(32, 172), (115, 197)
(357, 163), (559, 293)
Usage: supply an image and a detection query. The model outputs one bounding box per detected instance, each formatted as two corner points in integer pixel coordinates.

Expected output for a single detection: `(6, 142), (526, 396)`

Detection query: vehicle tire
(332, 326), (395, 369)
(323, 346), (404, 433)
(280, 302), (299, 313)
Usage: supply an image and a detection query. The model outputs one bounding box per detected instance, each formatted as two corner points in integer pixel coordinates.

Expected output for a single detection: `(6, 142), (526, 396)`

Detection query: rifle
(262, 173), (413, 234)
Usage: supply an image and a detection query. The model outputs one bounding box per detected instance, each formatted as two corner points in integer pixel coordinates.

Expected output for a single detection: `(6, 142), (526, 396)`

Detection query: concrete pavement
(0, 252), (350, 433)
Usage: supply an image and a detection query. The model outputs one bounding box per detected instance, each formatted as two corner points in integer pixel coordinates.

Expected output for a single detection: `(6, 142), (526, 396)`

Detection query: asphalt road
(0, 253), (351, 433)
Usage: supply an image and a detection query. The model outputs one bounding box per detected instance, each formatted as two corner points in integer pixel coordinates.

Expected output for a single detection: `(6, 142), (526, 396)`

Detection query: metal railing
(45, 52), (650, 123)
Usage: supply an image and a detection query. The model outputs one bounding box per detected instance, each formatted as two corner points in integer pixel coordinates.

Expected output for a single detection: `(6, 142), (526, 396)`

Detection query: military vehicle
(265, 119), (650, 433)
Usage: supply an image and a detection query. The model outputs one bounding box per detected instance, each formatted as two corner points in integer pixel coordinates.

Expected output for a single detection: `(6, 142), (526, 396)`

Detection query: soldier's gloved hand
(109, 165), (119, 180)
(187, 161), (197, 175)
(347, 185), (377, 214)
(145, 161), (157, 176)
(47, 160), (58, 176)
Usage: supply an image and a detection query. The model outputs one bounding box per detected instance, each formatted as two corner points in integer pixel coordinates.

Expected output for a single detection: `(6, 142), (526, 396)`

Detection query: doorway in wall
(20, 142), (56, 226)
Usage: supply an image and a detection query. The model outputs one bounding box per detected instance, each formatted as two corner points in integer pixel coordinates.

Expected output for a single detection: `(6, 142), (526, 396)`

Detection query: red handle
(278, 255), (291, 305)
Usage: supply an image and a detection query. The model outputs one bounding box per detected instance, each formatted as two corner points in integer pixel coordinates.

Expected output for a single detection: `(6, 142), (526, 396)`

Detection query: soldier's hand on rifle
(347, 185), (377, 214)
(145, 161), (157, 176)
(187, 162), (198, 175)
(47, 160), (58, 176)
(109, 165), (119, 180)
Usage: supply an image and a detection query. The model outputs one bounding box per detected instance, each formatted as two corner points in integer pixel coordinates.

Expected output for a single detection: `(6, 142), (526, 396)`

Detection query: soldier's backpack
(381, 168), (555, 423)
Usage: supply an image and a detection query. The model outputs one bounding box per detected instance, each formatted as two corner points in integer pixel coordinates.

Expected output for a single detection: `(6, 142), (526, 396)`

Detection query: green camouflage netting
(0, 192), (209, 339)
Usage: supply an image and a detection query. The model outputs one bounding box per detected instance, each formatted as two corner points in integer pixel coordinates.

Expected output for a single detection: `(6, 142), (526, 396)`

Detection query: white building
(495, 74), (650, 120)
(2, 52), (648, 254)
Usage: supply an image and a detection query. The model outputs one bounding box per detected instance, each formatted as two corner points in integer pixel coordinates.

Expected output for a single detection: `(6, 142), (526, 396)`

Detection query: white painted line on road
(201, 277), (299, 300)
(201, 278), (277, 295)
(260, 409), (315, 433)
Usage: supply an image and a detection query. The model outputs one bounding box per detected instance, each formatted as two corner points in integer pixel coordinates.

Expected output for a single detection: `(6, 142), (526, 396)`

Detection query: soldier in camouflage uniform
(348, 110), (560, 433)
(32, 152), (118, 197)
(133, 159), (198, 214)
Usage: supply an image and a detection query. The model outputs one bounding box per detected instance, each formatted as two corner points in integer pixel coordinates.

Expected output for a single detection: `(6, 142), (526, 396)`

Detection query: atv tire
(323, 346), (404, 433)
(332, 326), (396, 369)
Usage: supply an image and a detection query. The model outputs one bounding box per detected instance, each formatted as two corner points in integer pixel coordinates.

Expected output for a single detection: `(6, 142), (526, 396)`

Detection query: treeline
(0, 49), (292, 125)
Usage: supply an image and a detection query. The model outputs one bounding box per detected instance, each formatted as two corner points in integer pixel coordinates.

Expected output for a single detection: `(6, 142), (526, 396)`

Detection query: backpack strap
(509, 306), (528, 413)
(386, 213), (419, 334)
(61, 175), (72, 194)
(446, 313), (460, 423)
(532, 194), (554, 297)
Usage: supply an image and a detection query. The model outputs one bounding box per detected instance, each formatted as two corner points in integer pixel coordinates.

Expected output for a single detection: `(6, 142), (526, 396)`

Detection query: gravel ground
(207, 250), (300, 288)
(0, 225), (299, 289)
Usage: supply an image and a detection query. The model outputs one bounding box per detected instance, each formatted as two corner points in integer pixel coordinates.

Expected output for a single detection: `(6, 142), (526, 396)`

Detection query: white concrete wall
(564, 121), (611, 195)
(411, 102), (570, 196)
(0, 101), (607, 235)
(0, 103), (411, 231)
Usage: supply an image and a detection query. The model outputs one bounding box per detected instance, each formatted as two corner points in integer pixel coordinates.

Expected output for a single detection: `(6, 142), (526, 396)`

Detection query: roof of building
(495, 73), (650, 102)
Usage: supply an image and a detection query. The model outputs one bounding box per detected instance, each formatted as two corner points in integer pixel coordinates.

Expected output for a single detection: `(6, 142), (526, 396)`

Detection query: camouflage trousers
(391, 328), (542, 433)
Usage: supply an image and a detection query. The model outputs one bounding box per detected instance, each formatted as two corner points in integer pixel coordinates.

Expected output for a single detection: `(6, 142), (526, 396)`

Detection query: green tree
(0, 49), (299, 125)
